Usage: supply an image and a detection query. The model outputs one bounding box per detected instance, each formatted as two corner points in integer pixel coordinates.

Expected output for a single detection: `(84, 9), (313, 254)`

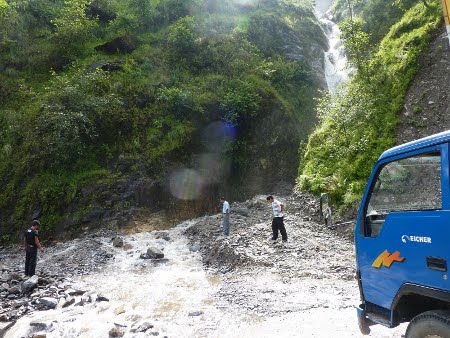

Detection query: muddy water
(6, 219), (405, 338)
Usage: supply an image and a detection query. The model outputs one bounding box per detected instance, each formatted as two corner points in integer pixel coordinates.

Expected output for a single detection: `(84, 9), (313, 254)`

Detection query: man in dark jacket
(22, 220), (44, 276)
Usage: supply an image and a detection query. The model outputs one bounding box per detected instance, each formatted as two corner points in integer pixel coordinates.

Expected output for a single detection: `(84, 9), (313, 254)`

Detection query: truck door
(355, 145), (450, 310)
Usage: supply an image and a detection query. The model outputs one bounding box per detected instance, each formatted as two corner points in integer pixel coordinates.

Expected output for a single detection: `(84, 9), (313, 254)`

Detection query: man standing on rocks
(22, 220), (44, 276)
(266, 195), (288, 243)
(220, 197), (230, 236)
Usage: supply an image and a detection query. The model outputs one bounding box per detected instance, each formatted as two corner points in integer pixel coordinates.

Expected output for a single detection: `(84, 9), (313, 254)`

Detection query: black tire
(406, 310), (450, 338)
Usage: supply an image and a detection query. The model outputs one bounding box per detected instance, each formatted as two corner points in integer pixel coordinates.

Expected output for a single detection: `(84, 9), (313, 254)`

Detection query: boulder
(109, 327), (125, 337)
(113, 237), (124, 248)
(21, 275), (39, 294)
(146, 247), (164, 259)
(130, 321), (153, 333)
(39, 297), (58, 309)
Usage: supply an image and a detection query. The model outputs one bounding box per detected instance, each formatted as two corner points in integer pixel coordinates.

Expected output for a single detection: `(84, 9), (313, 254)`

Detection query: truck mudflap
(357, 304), (372, 335)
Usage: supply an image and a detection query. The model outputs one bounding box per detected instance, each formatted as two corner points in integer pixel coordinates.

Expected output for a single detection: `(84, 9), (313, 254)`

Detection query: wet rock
(130, 321), (153, 333)
(97, 295), (109, 302)
(113, 237), (124, 248)
(123, 244), (133, 251)
(21, 275), (39, 294)
(66, 289), (86, 296)
(109, 327), (125, 337)
(146, 247), (164, 259)
(39, 297), (58, 309)
(29, 322), (49, 331)
(61, 297), (75, 308)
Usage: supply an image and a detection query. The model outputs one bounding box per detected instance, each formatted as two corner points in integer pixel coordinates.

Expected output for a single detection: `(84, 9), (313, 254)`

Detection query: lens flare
(169, 169), (204, 200)
(202, 121), (237, 153)
(196, 153), (231, 183)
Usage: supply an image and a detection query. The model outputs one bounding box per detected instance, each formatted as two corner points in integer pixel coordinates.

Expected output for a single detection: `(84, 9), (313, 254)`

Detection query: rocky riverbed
(0, 191), (406, 337)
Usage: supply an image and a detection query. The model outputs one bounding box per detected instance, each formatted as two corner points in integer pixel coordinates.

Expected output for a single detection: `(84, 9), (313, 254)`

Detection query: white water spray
(316, 0), (352, 94)
(4, 220), (247, 338)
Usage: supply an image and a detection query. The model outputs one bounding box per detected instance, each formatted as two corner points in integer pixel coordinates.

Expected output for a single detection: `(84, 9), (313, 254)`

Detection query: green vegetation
(0, 0), (325, 240)
(298, 1), (442, 207)
(333, 0), (419, 45)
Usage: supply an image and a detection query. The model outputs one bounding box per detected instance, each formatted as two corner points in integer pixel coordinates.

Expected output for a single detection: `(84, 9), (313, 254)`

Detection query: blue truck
(356, 131), (450, 337)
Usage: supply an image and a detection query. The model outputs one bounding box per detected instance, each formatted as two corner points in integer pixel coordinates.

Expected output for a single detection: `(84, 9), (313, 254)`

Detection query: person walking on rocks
(220, 197), (230, 236)
(266, 195), (287, 242)
(22, 220), (44, 276)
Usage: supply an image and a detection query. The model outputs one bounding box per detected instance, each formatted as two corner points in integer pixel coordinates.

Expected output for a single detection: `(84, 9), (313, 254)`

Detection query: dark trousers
(272, 217), (288, 241)
(25, 247), (37, 276)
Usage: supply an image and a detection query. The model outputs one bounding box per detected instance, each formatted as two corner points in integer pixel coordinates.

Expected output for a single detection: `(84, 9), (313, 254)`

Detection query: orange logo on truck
(372, 250), (405, 268)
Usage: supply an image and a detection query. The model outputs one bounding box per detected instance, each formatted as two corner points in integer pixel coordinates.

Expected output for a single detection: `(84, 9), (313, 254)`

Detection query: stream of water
(316, 0), (351, 94)
(5, 221), (252, 338)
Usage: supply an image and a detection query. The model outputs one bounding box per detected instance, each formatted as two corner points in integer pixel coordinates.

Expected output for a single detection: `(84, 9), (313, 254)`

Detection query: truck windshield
(364, 151), (441, 237)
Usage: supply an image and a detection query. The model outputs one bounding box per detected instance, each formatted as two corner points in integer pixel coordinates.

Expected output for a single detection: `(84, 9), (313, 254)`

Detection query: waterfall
(316, 0), (351, 94)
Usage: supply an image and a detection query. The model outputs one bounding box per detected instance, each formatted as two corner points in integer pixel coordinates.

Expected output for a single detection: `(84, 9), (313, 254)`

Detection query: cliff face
(0, 0), (328, 242)
(396, 27), (450, 144)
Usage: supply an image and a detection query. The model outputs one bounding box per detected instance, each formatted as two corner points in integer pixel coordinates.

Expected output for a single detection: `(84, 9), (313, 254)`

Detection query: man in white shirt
(266, 195), (287, 242)
(220, 197), (230, 236)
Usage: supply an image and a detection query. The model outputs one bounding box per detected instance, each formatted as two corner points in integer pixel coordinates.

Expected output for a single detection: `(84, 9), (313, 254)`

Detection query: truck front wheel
(406, 310), (450, 338)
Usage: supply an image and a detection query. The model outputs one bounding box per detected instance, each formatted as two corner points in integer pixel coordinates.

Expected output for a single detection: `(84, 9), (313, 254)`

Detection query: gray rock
(8, 286), (19, 294)
(130, 321), (153, 333)
(146, 247), (164, 259)
(61, 297), (75, 308)
(30, 322), (49, 330)
(39, 297), (58, 308)
(113, 237), (124, 248)
(188, 311), (204, 317)
(97, 295), (109, 302)
(109, 327), (125, 337)
(21, 275), (39, 294)
(123, 244), (133, 251)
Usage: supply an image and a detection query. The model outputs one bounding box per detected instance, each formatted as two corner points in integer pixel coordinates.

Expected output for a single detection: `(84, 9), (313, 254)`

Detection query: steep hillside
(298, 0), (443, 208)
(0, 0), (327, 242)
(396, 26), (450, 143)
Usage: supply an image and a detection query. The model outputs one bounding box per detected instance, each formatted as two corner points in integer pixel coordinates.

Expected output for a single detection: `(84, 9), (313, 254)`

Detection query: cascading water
(4, 220), (246, 338)
(316, 0), (351, 94)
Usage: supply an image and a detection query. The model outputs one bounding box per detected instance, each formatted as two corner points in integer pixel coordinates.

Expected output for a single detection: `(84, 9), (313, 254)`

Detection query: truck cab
(356, 131), (450, 337)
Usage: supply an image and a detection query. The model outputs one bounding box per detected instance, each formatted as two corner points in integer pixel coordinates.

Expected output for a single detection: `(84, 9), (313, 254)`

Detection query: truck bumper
(357, 305), (371, 335)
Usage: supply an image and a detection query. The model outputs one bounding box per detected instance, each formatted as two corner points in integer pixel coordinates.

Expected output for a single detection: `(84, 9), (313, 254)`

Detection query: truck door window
(364, 152), (441, 237)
